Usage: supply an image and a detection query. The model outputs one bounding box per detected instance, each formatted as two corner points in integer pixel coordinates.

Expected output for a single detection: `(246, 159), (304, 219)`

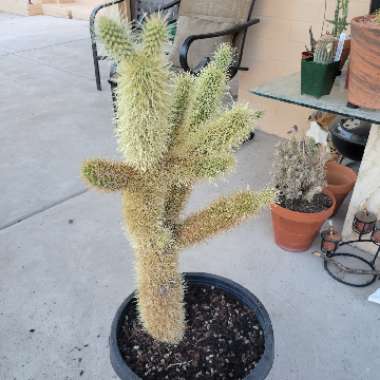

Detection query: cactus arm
(97, 17), (134, 61)
(171, 106), (260, 183)
(114, 15), (171, 171)
(188, 106), (259, 156)
(116, 52), (171, 171)
(176, 189), (275, 249)
(142, 14), (168, 57)
(81, 159), (137, 192)
(168, 73), (194, 135)
(185, 44), (233, 132)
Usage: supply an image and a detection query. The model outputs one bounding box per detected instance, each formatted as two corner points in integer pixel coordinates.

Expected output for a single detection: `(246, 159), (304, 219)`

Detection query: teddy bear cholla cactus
(272, 136), (328, 209)
(81, 15), (273, 344)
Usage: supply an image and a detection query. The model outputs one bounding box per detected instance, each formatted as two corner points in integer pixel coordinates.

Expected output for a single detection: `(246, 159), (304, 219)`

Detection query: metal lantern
(321, 222), (342, 254)
(372, 221), (380, 246)
(352, 209), (377, 235)
(319, 212), (380, 288)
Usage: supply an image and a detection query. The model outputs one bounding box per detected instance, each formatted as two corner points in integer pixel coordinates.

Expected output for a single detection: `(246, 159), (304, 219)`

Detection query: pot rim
(326, 161), (357, 191)
(110, 272), (274, 380)
(351, 15), (380, 30)
(271, 189), (336, 223)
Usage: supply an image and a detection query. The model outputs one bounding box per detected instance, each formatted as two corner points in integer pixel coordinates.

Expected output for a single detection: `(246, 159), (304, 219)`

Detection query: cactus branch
(185, 45), (233, 132)
(81, 159), (136, 192)
(98, 17), (134, 61)
(176, 190), (275, 249)
(169, 73), (194, 135)
(142, 14), (168, 57)
(188, 105), (258, 156)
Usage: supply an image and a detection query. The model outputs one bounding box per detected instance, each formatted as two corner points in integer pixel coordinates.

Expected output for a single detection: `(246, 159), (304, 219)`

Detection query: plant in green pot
(271, 136), (336, 252)
(301, 34), (339, 98)
(81, 15), (275, 380)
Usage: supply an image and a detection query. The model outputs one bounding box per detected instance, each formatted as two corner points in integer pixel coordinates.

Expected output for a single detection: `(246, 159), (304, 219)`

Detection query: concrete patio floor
(0, 13), (379, 380)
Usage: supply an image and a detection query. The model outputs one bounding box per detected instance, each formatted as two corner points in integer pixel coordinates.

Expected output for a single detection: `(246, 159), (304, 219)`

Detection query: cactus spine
(82, 15), (274, 343)
(314, 35), (337, 64)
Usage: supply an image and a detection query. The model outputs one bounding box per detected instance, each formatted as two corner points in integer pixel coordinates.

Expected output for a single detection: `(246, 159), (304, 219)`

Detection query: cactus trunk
(121, 179), (186, 342)
(134, 246), (185, 343)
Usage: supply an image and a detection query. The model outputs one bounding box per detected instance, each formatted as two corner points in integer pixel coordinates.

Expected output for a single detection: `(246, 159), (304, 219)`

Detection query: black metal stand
(322, 235), (380, 287)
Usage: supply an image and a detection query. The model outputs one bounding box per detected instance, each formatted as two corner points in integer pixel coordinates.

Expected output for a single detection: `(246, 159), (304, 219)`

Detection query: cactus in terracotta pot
(270, 136), (335, 252)
(272, 136), (329, 209)
(81, 15), (273, 343)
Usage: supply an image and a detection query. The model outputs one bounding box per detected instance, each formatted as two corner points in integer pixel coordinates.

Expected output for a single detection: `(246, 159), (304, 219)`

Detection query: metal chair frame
(90, 0), (259, 90)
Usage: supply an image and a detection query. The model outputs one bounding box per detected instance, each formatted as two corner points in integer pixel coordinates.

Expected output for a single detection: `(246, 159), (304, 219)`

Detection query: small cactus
(327, 0), (350, 37)
(82, 15), (274, 343)
(272, 136), (328, 206)
(314, 35), (337, 64)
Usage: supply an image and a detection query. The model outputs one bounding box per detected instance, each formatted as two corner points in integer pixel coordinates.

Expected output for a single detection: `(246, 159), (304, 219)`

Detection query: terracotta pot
(301, 51), (314, 61)
(270, 189), (336, 252)
(348, 16), (380, 109)
(326, 161), (357, 214)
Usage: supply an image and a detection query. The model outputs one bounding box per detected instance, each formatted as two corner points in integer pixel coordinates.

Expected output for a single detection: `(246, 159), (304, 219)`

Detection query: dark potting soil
(278, 192), (332, 213)
(118, 284), (265, 380)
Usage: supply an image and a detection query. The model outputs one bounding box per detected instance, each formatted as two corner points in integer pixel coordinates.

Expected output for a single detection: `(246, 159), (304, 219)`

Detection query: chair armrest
(90, 0), (125, 38)
(179, 18), (260, 74)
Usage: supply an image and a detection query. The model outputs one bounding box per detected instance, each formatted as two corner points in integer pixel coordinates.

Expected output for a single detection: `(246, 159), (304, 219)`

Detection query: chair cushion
(170, 15), (236, 69)
(179, 0), (251, 20)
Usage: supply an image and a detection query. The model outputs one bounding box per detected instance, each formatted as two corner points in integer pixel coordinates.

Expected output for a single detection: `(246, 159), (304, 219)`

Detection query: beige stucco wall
(239, 0), (371, 138)
(0, 0), (42, 15)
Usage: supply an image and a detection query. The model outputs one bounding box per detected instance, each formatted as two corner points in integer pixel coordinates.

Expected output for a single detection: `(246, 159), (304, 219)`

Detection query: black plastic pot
(110, 272), (274, 380)
(330, 118), (370, 162)
(301, 60), (339, 98)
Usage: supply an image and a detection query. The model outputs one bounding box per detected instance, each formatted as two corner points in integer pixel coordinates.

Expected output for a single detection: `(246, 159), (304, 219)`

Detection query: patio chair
(90, 0), (259, 91)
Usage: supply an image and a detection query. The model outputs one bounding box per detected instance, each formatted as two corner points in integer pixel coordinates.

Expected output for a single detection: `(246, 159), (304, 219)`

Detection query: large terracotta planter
(326, 161), (357, 214)
(270, 189), (336, 252)
(348, 16), (380, 109)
